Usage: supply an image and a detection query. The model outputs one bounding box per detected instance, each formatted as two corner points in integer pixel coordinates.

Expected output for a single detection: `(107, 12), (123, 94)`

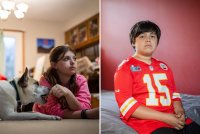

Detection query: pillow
(181, 94), (200, 125)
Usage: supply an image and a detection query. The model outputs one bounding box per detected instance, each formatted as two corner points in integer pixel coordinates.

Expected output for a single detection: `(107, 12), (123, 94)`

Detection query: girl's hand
(164, 113), (185, 130)
(86, 107), (99, 119)
(50, 84), (70, 98)
(50, 84), (81, 110)
(50, 84), (71, 109)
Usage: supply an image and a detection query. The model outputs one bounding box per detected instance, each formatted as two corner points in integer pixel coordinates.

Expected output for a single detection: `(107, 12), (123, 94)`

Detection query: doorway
(2, 30), (24, 80)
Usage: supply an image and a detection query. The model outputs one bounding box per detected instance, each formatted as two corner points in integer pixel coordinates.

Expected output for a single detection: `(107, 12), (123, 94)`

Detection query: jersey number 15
(143, 73), (171, 106)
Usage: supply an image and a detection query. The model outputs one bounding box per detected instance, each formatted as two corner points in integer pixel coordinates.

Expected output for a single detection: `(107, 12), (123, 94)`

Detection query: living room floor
(0, 119), (99, 134)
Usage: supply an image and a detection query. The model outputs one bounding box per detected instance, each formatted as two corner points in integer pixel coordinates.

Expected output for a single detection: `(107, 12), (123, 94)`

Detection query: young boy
(114, 20), (200, 134)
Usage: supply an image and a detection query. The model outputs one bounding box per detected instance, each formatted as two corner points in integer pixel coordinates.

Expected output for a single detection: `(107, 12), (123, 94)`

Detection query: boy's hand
(174, 106), (186, 124)
(164, 113), (185, 130)
(176, 113), (186, 125)
(173, 100), (186, 123)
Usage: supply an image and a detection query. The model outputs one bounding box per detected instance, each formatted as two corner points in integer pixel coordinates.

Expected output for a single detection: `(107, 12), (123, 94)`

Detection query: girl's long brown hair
(44, 45), (79, 95)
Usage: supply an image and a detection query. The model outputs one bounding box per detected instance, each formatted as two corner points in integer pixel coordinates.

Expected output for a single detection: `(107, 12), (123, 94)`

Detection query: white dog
(0, 68), (61, 120)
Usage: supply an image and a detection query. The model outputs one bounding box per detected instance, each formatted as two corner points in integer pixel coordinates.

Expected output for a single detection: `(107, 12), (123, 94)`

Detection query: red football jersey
(114, 57), (191, 134)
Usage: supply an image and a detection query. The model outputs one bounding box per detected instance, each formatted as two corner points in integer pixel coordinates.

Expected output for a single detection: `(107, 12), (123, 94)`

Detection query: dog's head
(17, 67), (49, 105)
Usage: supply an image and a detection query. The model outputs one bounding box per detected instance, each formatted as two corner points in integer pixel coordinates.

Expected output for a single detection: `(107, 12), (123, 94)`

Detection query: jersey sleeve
(114, 65), (141, 120)
(168, 67), (181, 101)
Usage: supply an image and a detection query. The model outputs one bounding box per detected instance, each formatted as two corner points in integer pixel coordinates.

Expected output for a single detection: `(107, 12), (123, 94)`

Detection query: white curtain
(0, 30), (5, 74)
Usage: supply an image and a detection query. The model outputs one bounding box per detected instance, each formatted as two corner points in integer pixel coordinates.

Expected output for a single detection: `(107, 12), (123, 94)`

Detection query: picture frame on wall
(64, 14), (99, 50)
(79, 23), (87, 43)
(37, 38), (55, 53)
(89, 16), (98, 38)
(70, 28), (79, 46)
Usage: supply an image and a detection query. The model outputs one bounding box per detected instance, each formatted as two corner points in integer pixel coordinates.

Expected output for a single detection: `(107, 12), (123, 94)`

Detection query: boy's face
(134, 32), (158, 56)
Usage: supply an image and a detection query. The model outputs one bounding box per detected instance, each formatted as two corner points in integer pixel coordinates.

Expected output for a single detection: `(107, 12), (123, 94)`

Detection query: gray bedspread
(101, 90), (200, 134)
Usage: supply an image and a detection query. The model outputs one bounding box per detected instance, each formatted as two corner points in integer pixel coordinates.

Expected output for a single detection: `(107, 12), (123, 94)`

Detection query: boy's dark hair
(129, 20), (161, 49)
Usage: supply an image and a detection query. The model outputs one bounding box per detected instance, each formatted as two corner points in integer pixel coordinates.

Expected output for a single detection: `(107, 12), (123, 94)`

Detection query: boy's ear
(18, 67), (29, 88)
(131, 44), (136, 50)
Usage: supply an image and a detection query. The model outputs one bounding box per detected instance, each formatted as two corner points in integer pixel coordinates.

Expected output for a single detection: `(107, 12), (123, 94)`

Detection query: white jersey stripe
(172, 92), (181, 99)
(120, 97), (137, 116)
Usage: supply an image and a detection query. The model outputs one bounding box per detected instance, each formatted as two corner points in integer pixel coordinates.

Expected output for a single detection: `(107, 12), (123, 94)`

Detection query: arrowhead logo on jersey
(149, 66), (154, 71)
(130, 65), (141, 72)
(160, 63), (168, 70)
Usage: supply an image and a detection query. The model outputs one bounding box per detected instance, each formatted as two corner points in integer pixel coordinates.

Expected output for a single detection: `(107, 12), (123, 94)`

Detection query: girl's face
(54, 50), (77, 76)
(134, 32), (158, 56)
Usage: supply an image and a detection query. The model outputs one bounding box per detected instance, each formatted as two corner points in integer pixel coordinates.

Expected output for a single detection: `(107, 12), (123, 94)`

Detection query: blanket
(101, 90), (200, 134)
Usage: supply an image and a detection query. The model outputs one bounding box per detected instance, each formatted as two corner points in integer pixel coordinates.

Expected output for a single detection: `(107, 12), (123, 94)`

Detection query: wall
(101, 0), (200, 94)
(1, 18), (65, 71)
(0, 5), (99, 70)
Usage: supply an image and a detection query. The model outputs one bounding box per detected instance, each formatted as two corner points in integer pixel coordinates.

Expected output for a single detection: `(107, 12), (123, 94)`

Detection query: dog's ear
(18, 67), (29, 88)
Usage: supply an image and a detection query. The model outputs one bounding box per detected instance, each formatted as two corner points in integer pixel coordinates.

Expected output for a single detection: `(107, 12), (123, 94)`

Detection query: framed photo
(70, 28), (79, 46)
(64, 14), (99, 50)
(37, 38), (55, 53)
(79, 23), (87, 43)
(89, 16), (98, 38)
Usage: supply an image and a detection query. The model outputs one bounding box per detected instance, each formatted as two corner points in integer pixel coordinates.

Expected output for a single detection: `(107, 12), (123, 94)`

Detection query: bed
(101, 90), (200, 134)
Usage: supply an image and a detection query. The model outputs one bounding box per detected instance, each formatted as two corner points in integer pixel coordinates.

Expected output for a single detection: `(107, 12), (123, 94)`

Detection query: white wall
(1, 18), (65, 70)
(1, 8), (98, 72)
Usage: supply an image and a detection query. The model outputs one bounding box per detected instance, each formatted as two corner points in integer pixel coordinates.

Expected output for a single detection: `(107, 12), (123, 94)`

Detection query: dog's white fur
(0, 68), (61, 120)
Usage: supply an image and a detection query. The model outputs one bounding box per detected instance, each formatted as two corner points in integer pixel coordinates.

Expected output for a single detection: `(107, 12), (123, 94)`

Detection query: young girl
(114, 20), (200, 134)
(33, 45), (99, 119)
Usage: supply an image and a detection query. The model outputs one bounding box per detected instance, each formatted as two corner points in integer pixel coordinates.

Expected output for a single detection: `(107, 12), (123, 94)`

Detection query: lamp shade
(0, 9), (10, 20)
(14, 10), (24, 19)
(0, 0), (28, 20)
(16, 3), (28, 13)
(2, 0), (15, 11)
